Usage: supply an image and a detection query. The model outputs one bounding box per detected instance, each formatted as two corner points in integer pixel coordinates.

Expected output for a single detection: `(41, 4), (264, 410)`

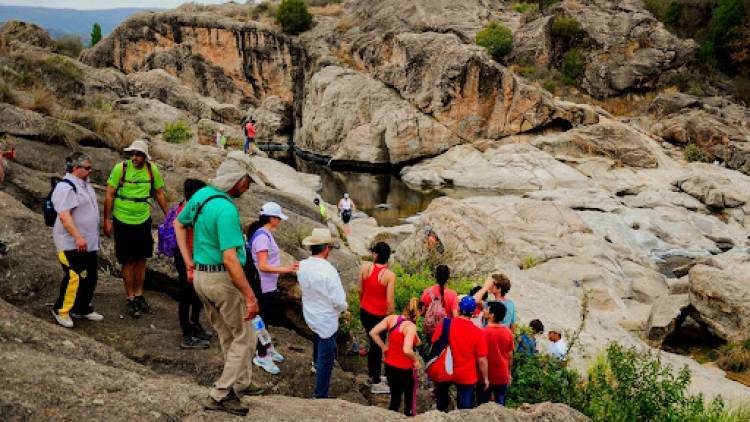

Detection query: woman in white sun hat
(245, 202), (299, 374)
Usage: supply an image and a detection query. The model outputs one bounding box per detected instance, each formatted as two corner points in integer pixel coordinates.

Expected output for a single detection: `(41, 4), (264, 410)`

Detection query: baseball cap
(260, 202), (288, 220)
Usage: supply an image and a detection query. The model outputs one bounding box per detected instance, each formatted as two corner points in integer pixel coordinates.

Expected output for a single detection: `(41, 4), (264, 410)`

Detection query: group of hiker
(46, 138), (568, 416)
(215, 118), (256, 154)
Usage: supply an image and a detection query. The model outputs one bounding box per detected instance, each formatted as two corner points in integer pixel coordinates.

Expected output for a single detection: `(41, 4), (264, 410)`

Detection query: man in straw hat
(174, 151), (263, 416)
(297, 228), (347, 399)
(104, 139), (168, 318)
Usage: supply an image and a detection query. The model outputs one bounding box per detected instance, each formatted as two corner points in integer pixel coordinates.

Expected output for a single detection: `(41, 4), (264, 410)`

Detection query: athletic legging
(385, 364), (418, 416)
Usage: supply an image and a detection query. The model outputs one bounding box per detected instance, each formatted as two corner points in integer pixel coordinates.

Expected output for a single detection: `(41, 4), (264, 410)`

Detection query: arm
(257, 250), (297, 274)
(58, 210), (87, 252)
(155, 188), (168, 215)
(402, 323), (423, 369)
(473, 277), (494, 302)
(385, 271), (396, 315)
(223, 248), (259, 321)
(330, 274), (348, 313)
(478, 356), (489, 390)
(103, 185), (115, 236)
(174, 218), (193, 276)
(369, 315), (392, 354)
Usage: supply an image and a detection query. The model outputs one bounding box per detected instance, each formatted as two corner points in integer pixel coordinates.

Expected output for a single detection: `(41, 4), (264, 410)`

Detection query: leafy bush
(91, 22), (102, 46)
(684, 143), (714, 162)
(54, 35), (83, 58)
(521, 255), (540, 269)
(550, 16), (583, 43)
(508, 352), (584, 408)
(251, 1), (277, 20)
(561, 48), (585, 86)
(476, 22), (514, 62)
(717, 339), (750, 372)
(275, 0), (313, 34)
(163, 120), (193, 144)
(701, 0), (748, 73)
(543, 79), (558, 93)
(513, 2), (539, 13)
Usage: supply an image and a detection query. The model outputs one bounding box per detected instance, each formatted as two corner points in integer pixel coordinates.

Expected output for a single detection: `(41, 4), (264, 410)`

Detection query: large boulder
(248, 95), (293, 145)
(0, 103), (105, 148)
(0, 20), (54, 49)
(297, 66), (461, 165)
(113, 97), (191, 136)
(645, 294), (690, 343)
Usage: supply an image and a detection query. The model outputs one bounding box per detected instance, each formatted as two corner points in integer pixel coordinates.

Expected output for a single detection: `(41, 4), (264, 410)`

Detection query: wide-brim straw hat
(302, 228), (338, 247)
(123, 139), (151, 160)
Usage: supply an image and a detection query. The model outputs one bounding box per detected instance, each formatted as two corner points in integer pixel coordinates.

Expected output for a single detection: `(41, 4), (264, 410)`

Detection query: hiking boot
(203, 391), (249, 416)
(268, 345), (285, 363)
(51, 310), (74, 328)
(181, 336), (210, 350)
(134, 296), (150, 314)
(253, 354), (280, 375)
(237, 385), (265, 396)
(370, 381), (390, 395)
(127, 299), (141, 318)
(192, 324), (214, 341)
(71, 311), (104, 321)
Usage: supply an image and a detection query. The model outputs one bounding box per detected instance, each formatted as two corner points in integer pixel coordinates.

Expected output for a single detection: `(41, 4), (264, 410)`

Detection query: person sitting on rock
(246, 202), (298, 375)
(359, 241), (396, 394)
(473, 273), (517, 331)
(547, 326), (569, 361)
(296, 228), (347, 399)
(368, 298), (424, 417)
(337, 193), (355, 237)
(479, 301), (514, 406)
(432, 295), (489, 411)
(517, 319), (544, 356)
(313, 197), (328, 222)
(50, 152), (104, 328)
(174, 152), (263, 416)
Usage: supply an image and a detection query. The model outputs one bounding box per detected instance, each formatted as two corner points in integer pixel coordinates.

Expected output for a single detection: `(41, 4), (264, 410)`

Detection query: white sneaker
(268, 346), (285, 363)
(370, 381), (391, 394)
(253, 355), (280, 375)
(51, 310), (74, 328)
(71, 311), (104, 321)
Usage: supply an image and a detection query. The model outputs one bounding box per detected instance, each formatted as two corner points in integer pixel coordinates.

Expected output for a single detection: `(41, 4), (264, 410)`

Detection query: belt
(195, 263), (226, 272)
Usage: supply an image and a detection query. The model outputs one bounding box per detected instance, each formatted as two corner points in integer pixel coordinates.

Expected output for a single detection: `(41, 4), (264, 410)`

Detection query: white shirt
(297, 256), (348, 339)
(52, 173), (100, 252)
(548, 339), (569, 360)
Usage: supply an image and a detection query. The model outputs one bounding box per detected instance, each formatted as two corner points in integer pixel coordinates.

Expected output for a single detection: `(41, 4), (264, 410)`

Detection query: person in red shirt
(369, 298), (423, 416)
(432, 295), (489, 411)
(359, 242), (396, 393)
(480, 301), (515, 406)
(420, 264), (459, 347)
(243, 119), (256, 154)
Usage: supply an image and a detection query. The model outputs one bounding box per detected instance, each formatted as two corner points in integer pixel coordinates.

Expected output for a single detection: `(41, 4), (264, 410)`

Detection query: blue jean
(243, 137), (254, 153)
(478, 384), (508, 406)
(313, 332), (337, 398)
(435, 382), (475, 411)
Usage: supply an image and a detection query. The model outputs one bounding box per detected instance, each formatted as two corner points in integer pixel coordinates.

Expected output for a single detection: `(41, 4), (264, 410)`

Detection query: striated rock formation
(0, 20), (54, 49)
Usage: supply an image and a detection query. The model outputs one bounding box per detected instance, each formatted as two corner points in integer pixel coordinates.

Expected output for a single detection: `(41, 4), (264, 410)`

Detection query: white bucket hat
(260, 202), (288, 220)
(123, 139), (151, 160)
(302, 228), (337, 246)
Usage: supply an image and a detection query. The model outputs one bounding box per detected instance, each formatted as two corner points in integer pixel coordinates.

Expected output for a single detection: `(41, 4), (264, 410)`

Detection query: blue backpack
(157, 202), (182, 257)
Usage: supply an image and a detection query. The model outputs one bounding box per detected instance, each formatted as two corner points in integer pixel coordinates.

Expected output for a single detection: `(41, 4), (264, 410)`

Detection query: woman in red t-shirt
(480, 301), (515, 405)
(359, 242), (396, 393)
(369, 298), (422, 416)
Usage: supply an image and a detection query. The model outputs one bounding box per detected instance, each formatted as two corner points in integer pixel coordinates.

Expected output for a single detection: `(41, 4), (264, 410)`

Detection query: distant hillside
(0, 5), (160, 42)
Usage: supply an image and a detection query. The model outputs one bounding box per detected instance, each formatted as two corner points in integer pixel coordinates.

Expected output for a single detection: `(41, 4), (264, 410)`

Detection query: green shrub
(643, 0), (670, 21)
(686, 82), (705, 96)
(664, 1), (684, 26)
(521, 255), (540, 269)
(561, 48), (585, 86)
(476, 21), (514, 62)
(542, 79), (558, 93)
(513, 2), (539, 13)
(550, 16), (583, 43)
(716, 339), (750, 372)
(538, 0), (561, 11)
(54, 35), (83, 58)
(275, 0), (313, 34)
(163, 120), (192, 144)
(508, 351), (584, 408)
(733, 75), (750, 105)
(684, 143), (714, 163)
(701, 0), (748, 73)
(91, 22), (102, 46)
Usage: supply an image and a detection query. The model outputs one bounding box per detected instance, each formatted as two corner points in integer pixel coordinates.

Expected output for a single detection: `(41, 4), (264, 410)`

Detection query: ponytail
(434, 264), (450, 300)
(246, 214), (272, 244)
(403, 298), (420, 322)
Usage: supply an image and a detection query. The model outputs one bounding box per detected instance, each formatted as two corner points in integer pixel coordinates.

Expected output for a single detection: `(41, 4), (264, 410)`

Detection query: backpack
(157, 202), (183, 257)
(243, 230), (271, 299)
(422, 287), (448, 341)
(426, 318), (454, 383)
(43, 177), (77, 227)
(115, 161), (154, 202)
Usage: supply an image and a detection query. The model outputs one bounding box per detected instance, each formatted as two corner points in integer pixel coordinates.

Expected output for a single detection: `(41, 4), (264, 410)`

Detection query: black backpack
(43, 177), (77, 227)
(243, 230), (270, 299)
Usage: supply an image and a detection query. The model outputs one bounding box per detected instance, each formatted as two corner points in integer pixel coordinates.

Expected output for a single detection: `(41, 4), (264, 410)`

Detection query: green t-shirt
(106, 160), (165, 225)
(177, 186), (246, 266)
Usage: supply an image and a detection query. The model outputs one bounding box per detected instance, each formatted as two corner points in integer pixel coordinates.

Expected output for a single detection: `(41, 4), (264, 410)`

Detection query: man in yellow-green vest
(103, 140), (168, 318)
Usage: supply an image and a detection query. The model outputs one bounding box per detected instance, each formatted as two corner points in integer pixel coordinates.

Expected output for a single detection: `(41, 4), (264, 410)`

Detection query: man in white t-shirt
(547, 327), (569, 360)
(296, 228), (347, 398)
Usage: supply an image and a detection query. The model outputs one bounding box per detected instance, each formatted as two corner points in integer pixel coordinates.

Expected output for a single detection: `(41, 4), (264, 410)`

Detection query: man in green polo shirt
(103, 140), (168, 318)
(174, 151), (261, 416)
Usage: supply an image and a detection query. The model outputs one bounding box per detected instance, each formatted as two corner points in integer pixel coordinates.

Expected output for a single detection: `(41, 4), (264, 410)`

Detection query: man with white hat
(103, 139), (168, 318)
(174, 151), (261, 416)
(296, 228), (347, 399)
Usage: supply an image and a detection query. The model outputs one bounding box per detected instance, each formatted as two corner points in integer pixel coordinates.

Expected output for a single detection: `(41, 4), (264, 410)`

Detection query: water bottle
(252, 316), (272, 346)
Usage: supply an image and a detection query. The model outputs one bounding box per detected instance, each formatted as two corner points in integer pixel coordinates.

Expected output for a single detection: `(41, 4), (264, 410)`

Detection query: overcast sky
(0, 0), (241, 9)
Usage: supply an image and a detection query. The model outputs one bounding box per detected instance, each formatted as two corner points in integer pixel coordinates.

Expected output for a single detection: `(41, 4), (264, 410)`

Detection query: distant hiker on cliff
(0, 143), (15, 184)
(313, 197), (328, 222)
(244, 119), (256, 154)
(338, 193), (355, 237)
(369, 298), (423, 416)
(547, 325), (569, 361)
(104, 140), (168, 318)
(50, 152), (103, 328)
(473, 273), (517, 330)
(215, 127), (227, 150)
(296, 228), (347, 399)
(174, 152), (263, 416)
(359, 242), (396, 394)
(517, 319), (544, 356)
(246, 202), (298, 375)
(479, 301), (514, 406)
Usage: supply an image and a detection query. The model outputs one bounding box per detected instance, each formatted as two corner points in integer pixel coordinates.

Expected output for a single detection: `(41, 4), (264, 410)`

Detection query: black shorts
(113, 217), (153, 264)
(341, 209), (352, 224)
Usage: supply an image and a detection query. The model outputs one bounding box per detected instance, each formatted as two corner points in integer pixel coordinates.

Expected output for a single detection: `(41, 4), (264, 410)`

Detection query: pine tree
(91, 23), (102, 46)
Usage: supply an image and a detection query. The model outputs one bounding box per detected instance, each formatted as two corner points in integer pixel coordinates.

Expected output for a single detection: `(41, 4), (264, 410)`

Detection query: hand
(381, 346), (388, 360)
(286, 262), (299, 273)
(187, 264), (195, 283)
(483, 277), (494, 290)
(414, 359), (424, 370)
(483, 378), (490, 391)
(244, 298), (260, 321)
(104, 219), (113, 237)
(75, 236), (88, 252)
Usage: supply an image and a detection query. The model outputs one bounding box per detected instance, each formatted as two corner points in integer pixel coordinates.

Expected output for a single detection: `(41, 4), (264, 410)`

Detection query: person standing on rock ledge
(296, 228), (347, 399)
(338, 193), (356, 237)
(174, 151), (263, 416)
(50, 152), (104, 328)
(103, 140), (168, 318)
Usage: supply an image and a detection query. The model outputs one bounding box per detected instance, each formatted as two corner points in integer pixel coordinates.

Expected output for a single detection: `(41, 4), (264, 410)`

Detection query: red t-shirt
(484, 325), (514, 385)
(245, 122), (256, 138)
(420, 285), (459, 316)
(432, 317), (488, 385)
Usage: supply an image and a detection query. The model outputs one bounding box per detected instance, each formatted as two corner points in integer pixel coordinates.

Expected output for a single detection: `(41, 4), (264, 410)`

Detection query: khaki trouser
(194, 270), (257, 401)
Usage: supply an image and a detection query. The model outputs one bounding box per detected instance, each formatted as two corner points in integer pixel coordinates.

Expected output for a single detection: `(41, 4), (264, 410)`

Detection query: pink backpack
(423, 287), (448, 341)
